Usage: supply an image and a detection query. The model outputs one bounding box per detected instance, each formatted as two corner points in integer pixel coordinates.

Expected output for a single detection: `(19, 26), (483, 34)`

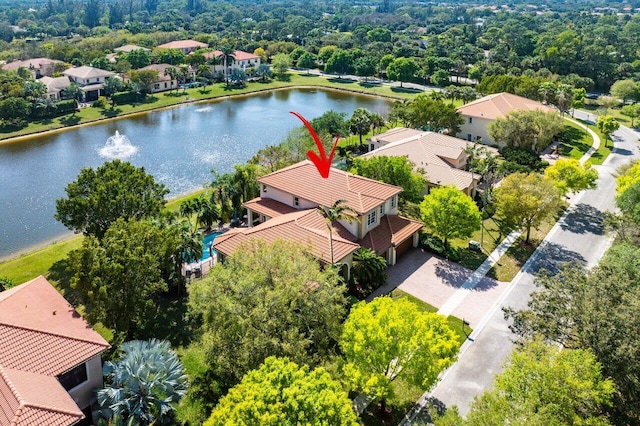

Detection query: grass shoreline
(0, 74), (414, 145)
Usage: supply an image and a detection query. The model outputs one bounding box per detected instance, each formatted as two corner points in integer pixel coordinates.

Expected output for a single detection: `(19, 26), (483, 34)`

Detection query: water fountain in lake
(99, 130), (138, 159)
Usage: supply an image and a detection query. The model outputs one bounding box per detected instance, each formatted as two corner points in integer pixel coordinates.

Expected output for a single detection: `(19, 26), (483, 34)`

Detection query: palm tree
(97, 339), (188, 425)
(197, 198), (221, 231)
(317, 199), (358, 265)
(351, 247), (387, 294)
(349, 107), (373, 148)
(164, 66), (179, 92)
(62, 83), (84, 102)
(220, 45), (236, 84)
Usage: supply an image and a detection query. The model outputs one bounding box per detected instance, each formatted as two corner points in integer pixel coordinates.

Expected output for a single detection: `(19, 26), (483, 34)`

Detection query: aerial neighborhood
(0, 0), (639, 425)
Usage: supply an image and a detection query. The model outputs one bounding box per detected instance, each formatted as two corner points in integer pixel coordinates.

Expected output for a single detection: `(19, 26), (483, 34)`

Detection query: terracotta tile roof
(358, 215), (423, 255)
(362, 130), (480, 191)
(456, 92), (553, 120)
(214, 210), (359, 264)
(2, 58), (61, 71)
(368, 127), (424, 144)
(0, 276), (110, 376)
(243, 197), (298, 218)
(0, 366), (83, 426)
(157, 40), (207, 49)
(258, 160), (402, 215)
(203, 50), (260, 61)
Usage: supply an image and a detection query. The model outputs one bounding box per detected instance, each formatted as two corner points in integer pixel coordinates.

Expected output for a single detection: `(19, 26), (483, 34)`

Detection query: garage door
(395, 236), (414, 259)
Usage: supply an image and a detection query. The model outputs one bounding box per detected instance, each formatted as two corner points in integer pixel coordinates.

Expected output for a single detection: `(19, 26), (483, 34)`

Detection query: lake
(0, 88), (391, 259)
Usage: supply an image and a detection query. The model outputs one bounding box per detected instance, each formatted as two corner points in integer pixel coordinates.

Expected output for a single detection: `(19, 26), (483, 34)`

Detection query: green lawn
(558, 121), (593, 160)
(0, 73), (422, 142)
(359, 289), (469, 426)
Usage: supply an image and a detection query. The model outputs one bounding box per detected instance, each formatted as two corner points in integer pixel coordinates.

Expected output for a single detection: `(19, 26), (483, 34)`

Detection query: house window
(58, 363), (88, 391)
(467, 134), (472, 141)
(391, 195), (397, 208)
(164, 82), (168, 88)
(294, 196), (299, 206)
(469, 117), (473, 124)
(262, 184), (267, 193)
(367, 210), (377, 227)
(380, 203), (385, 216)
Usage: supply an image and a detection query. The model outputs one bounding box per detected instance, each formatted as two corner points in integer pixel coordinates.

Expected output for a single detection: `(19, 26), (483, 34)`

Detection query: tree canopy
(205, 357), (358, 426)
(544, 159), (598, 196)
(186, 239), (347, 411)
(341, 297), (458, 406)
(420, 185), (481, 250)
(494, 172), (562, 242)
(55, 160), (168, 239)
(488, 110), (564, 152)
(351, 155), (426, 203)
(435, 339), (614, 426)
(505, 243), (640, 424)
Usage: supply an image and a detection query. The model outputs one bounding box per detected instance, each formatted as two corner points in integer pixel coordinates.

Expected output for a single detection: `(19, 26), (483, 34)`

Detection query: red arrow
(290, 111), (340, 179)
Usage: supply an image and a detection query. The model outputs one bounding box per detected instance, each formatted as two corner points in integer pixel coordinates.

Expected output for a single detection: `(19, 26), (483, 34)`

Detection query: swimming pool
(201, 232), (221, 261)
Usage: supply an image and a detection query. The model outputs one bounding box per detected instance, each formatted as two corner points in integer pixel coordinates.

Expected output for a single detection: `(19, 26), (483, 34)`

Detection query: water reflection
(0, 88), (390, 258)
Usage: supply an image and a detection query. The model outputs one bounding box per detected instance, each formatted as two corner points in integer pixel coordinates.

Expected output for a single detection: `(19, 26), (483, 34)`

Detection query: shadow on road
(529, 241), (586, 275)
(559, 203), (604, 235)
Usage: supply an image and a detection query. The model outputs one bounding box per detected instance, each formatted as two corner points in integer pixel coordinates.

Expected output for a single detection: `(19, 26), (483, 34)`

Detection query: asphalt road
(403, 111), (640, 423)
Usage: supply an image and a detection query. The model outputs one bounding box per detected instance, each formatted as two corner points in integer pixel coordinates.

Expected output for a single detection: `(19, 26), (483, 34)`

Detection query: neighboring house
(0, 276), (110, 425)
(136, 63), (178, 93)
(215, 160), (423, 276)
(2, 57), (62, 79)
(39, 75), (72, 100)
(366, 127), (498, 196)
(157, 40), (207, 54)
(108, 44), (152, 63)
(62, 66), (116, 102)
(203, 50), (261, 75)
(456, 92), (554, 146)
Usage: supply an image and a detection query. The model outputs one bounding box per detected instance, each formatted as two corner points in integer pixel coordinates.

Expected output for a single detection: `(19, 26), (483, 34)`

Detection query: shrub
(500, 146), (548, 174)
(92, 96), (107, 108)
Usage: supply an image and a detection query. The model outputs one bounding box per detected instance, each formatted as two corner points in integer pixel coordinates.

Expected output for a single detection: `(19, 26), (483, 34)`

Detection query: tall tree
(349, 107), (372, 147)
(317, 199), (358, 265)
(70, 218), (175, 339)
(351, 155), (425, 203)
(310, 110), (349, 138)
(610, 79), (639, 103)
(204, 357), (358, 426)
(505, 243), (640, 424)
(596, 115), (620, 148)
(434, 340), (614, 425)
(621, 103), (640, 127)
(220, 45), (235, 83)
(494, 172), (562, 243)
(544, 159), (598, 197)
(386, 57), (419, 88)
(97, 339), (188, 425)
(341, 297), (458, 410)
(351, 247), (387, 295)
(489, 110), (564, 152)
(270, 53), (292, 78)
(187, 239), (347, 410)
(407, 94), (464, 134)
(420, 185), (481, 251)
(325, 49), (354, 77)
(55, 160), (168, 239)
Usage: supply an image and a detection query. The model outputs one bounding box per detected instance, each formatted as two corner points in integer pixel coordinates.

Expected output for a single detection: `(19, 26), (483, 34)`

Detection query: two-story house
(366, 127), (499, 196)
(203, 50), (261, 76)
(456, 92), (554, 146)
(157, 40), (208, 54)
(62, 66), (117, 102)
(214, 161), (423, 277)
(136, 63), (179, 93)
(0, 276), (110, 425)
(2, 57), (62, 79)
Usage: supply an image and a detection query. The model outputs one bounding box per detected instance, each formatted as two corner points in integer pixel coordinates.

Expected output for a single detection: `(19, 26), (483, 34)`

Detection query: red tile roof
(203, 50), (260, 61)
(243, 197), (298, 218)
(0, 366), (84, 426)
(137, 63), (176, 82)
(214, 210), (359, 264)
(258, 160), (402, 215)
(0, 276), (109, 376)
(456, 92), (553, 120)
(358, 215), (423, 255)
(157, 40), (207, 49)
(2, 58), (61, 71)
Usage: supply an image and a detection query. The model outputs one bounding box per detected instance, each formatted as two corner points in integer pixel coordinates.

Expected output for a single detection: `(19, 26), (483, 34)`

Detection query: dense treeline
(0, 0), (639, 90)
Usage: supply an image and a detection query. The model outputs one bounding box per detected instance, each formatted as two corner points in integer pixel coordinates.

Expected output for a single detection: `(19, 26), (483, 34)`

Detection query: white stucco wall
(456, 115), (497, 146)
(66, 354), (103, 410)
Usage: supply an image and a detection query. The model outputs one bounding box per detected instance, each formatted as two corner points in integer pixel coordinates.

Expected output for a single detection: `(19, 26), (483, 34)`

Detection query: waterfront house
(2, 57), (62, 79)
(203, 50), (261, 76)
(39, 75), (73, 101)
(215, 160), (422, 277)
(62, 66), (117, 102)
(136, 63), (179, 93)
(157, 40), (207, 54)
